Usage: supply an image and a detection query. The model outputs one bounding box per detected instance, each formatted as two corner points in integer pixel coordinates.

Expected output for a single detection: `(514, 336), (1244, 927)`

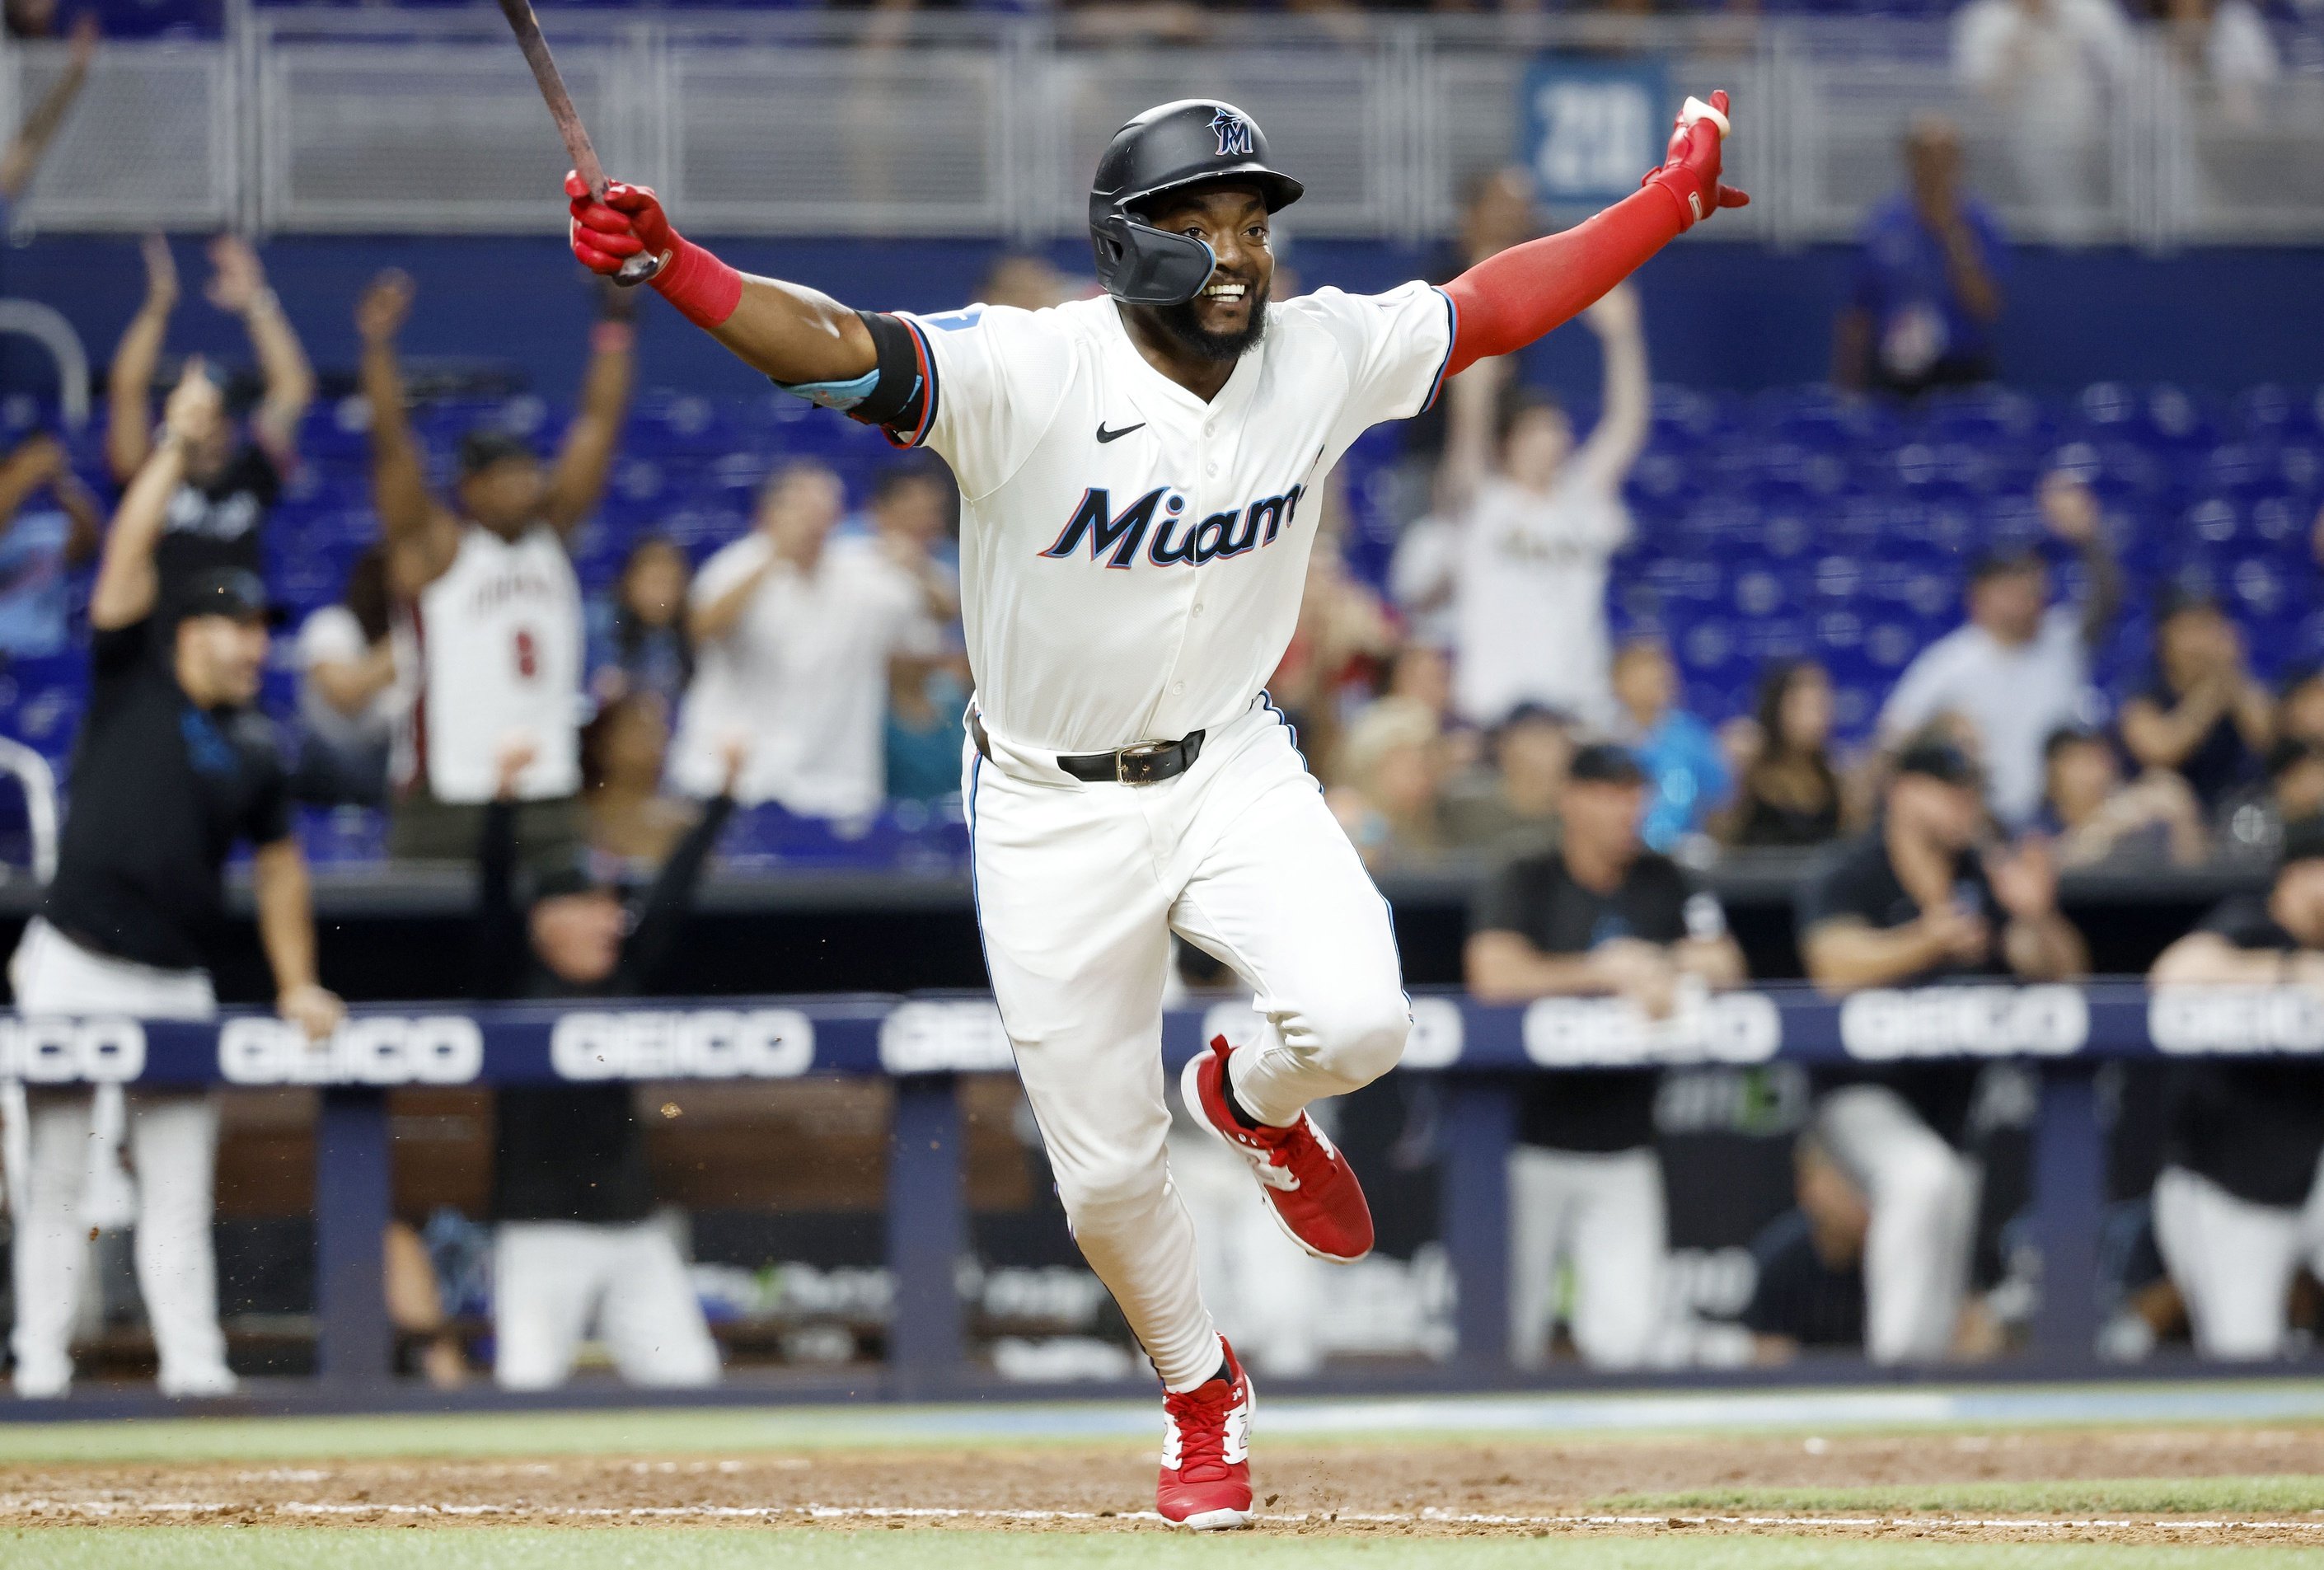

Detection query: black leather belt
(971, 710), (1205, 786)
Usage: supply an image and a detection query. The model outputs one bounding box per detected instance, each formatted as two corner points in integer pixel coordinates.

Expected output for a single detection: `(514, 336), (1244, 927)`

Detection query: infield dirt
(7, 1425), (2324, 1544)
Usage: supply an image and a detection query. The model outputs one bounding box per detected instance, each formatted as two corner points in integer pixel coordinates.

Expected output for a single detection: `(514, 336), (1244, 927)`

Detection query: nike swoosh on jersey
(1095, 421), (1146, 444)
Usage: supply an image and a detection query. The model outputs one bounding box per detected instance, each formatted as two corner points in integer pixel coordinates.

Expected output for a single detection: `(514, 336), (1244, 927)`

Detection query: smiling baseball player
(568, 91), (1745, 1528)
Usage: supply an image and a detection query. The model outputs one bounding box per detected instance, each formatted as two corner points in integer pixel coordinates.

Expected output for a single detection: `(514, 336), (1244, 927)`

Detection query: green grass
(6, 1532), (2324, 1570)
(0, 1408), (984, 1465)
(8, 1389), (2324, 1468)
(1601, 1476), (2324, 1517)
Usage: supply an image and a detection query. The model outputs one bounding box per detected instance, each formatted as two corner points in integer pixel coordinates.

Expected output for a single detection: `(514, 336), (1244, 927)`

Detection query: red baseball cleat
(1181, 1034), (1375, 1263)
(1157, 1338), (1254, 1530)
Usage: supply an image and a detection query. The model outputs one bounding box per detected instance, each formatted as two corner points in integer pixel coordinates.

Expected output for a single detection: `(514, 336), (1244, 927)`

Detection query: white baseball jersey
(1452, 471), (1631, 729)
(891, 285), (1455, 756)
(393, 524), (583, 803)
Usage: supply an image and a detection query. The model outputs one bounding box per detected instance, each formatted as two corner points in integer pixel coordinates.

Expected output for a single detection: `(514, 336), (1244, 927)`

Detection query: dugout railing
(0, 980), (2314, 1413)
(1, 7), (2319, 251)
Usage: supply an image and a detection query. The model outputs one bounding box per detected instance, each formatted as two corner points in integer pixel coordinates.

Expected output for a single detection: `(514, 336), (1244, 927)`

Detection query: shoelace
(1228, 1113), (1337, 1195)
(1164, 1379), (1237, 1482)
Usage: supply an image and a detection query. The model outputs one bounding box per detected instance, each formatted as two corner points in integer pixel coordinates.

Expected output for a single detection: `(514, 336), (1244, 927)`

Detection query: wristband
(651, 236), (745, 330)
(590, 320), (636, 356)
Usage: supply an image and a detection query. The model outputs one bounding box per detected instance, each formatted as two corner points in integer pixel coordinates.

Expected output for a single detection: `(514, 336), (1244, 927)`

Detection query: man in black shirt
(1742, 1130), (1871, 1362)
(478, 740), (738, 1390)
(1467, 743), (1745, 1368)
(8, 365), (341, 1400)
(2148, 813), (2324, 1360)
(105, 237), (313, 594)
(1794, 738), (2086, 1364)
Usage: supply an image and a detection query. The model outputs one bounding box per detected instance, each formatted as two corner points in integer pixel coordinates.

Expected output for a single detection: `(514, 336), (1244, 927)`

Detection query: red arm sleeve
(1440, 183), (1686, 378)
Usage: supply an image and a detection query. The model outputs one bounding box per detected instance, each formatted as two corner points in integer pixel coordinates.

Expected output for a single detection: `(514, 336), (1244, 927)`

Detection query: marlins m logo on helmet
(1210, 106), (1254, 158)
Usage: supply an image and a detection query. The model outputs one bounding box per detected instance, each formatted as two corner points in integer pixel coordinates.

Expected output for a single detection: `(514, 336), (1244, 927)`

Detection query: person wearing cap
(473, 738), (739, 1390)
(354, 269), (634, 868)
(1876, 468), (2121, 826)
(1794, 736), (2087, 1364)
(2147, 814), (2324, 1360)
(105, 233), (314, 597)
(2120, 588), (2272, 814)
(562, 85), (1745, 1522)
(1467, 743), (1745, 1368)
(7, 365), (344, 1400)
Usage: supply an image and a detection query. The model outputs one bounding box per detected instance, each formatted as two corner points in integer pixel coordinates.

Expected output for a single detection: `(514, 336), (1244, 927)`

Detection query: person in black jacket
(2148, 813), (2324, 1360)
(9, 365), (342, 1402)
(477, 738), (739, 1390)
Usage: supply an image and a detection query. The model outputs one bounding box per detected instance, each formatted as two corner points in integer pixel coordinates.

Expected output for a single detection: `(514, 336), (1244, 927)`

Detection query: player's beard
(1154, 293), (1267, 364)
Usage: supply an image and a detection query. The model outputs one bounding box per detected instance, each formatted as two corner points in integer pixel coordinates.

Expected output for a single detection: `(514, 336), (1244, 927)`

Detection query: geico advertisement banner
(0, 1017), (147, 1082)
(2148, 987), (2324, 1056)
(217, 1008), (818, 1085)
(1837, 985), (2088, 1060)
(879, 1000), (1014, 1074)
(222, 1016), (485, 1085)
(1522, 991), (1781, 1067)
(551, 1009), (814, 1080)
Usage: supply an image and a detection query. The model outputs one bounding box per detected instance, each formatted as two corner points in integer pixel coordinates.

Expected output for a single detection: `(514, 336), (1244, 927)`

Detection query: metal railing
(1, 7), (2318, 247)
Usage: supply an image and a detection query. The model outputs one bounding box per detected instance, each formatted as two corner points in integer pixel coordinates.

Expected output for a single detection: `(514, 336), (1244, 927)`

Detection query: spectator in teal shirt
(1612, 637), (1731, 851)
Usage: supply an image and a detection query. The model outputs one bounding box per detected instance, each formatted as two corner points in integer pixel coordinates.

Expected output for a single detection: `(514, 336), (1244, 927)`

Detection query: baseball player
(567, 91), (1745, 1527)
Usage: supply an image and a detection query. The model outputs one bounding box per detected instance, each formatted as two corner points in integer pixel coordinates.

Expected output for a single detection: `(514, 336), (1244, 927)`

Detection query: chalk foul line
(7, 1497), (2324, 1534)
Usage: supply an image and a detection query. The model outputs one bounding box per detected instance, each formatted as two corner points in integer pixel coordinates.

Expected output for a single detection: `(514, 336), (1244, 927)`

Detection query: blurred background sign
(1519, 56), (1670, 216)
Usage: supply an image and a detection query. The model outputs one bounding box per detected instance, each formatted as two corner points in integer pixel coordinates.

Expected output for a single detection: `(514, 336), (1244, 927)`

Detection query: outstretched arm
(567, 173), (879, 387)
(0, 15), (97, 202)
(355, 271), (459, 593)
(1571, 282), (1650, 492)
(540, 292), (636, 536)
(1441, 92), (1745, 380)
(106, 234), (178, 485)
(208, 237), (315, 463)
(91, 363), (218, 631)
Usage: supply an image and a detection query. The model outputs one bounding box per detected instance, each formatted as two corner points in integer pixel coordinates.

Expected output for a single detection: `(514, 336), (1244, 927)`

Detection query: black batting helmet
(1088, 100), (1305, 307)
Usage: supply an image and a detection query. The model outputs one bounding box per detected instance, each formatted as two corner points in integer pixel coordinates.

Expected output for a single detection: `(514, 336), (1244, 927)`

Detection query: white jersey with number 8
(394, 523), (583, 804)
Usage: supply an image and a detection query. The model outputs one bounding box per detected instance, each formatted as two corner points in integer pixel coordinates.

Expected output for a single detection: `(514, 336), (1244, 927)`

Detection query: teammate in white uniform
(567, 91), (1746, 1527)
(353, 270), (633, 863)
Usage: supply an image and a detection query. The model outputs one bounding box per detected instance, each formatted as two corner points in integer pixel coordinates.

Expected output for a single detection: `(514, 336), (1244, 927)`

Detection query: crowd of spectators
(0, 101), (2318, 892)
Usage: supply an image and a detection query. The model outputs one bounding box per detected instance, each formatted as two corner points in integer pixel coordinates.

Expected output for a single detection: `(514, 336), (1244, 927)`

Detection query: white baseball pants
(1506, 1144), (1667, 1370)
(1168, 1129), (1328, 1378)
(2151, 1162), (2324, 1361)
(1815, 1085), (1981, 1365)
(966, 700), (1409, 1391)
(493, 1217), (721, 1390)
(6, 918), (230, 1399)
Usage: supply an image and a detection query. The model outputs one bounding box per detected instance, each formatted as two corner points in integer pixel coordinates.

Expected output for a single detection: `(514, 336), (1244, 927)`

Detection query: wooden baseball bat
(495, 0), (661, 288)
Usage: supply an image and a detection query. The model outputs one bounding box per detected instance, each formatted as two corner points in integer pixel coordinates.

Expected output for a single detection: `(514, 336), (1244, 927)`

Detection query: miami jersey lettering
(895, 283), (1453, 756)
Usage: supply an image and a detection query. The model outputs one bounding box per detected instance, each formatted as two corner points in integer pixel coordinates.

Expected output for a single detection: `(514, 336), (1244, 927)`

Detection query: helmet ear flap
(1089, 213), (1216, 307)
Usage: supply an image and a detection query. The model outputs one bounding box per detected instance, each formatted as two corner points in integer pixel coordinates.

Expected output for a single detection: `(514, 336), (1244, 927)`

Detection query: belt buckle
(1115, 740), (1172, 785)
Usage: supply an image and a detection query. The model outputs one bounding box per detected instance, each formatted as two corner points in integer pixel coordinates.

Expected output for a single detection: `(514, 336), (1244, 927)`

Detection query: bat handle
(615, 251), (664, 288)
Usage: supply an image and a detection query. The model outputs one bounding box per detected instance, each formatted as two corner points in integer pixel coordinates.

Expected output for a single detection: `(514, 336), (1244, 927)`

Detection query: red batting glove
(1639, 90), (1750, 232)
(565, 171), (743, 330)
